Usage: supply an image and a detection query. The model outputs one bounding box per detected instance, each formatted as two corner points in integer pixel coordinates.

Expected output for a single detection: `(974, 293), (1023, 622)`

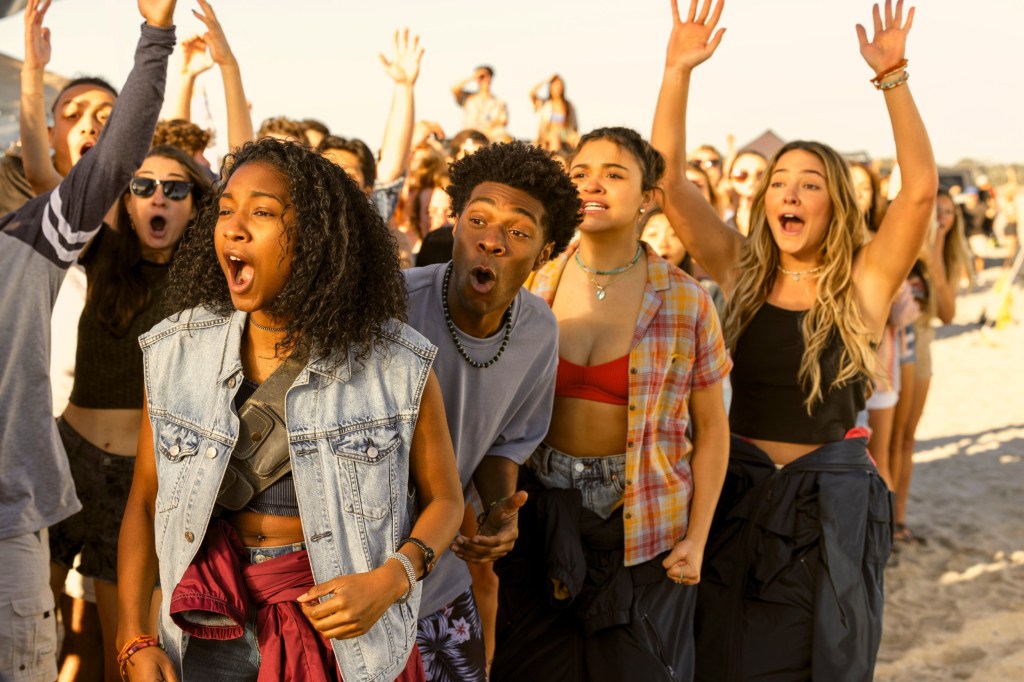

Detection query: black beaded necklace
(441, 262), (514, 369)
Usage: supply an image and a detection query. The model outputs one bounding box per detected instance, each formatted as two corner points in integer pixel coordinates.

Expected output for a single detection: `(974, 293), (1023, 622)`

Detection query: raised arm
(529, 76), (551, 111)
(651, 0), (743, 295)
(7, 1), (175, 269)
(192, 0), (253, 149)
(855, 1), (938, 298)
(451, 73), (475, 106)
(376, 29), (424, 186)
(169, 34), (214, 120)
(19, 0), (62, 195)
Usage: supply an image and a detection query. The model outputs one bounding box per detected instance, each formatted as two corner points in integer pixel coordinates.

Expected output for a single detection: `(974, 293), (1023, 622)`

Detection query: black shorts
(49, 417), (136, 583)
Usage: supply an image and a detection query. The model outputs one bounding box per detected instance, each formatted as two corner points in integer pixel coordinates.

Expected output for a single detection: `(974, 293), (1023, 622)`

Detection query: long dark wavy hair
(164, 138), (407, 365)
(88, 145), (209, 336)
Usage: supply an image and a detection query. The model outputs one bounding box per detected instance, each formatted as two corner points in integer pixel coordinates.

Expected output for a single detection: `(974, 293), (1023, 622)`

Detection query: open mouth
(149, 216), (167, 236)
(79, 141), (95, 157)
(226, 254), (254, 292)
(469, 265), (497, 294)
(582, 201), (608, 213)
(779, 213), (805, 235)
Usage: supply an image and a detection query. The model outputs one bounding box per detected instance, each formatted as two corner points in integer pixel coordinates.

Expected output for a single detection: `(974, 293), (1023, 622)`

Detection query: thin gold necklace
(576, 243), (643, 300)
(776, 264), (825, 282)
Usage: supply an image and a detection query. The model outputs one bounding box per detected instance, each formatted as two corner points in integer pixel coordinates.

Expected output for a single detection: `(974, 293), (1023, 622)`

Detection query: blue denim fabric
(527, 443), (626, 519)
(140, 307), (436, 681)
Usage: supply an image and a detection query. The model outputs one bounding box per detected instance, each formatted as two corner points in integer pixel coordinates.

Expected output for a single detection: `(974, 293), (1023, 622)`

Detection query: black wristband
(400, 537), (436, 580)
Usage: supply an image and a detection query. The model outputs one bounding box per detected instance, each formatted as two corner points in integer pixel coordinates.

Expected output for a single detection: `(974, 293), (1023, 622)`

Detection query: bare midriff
(223, 509), (305, 547)
(545, 396), (628, 458)
(62, 404), (142, 457)
(746, 437), (825, 467)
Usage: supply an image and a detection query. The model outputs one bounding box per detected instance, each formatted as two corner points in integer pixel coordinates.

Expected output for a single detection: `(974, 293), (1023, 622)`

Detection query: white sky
(0, 0), (1021, 166)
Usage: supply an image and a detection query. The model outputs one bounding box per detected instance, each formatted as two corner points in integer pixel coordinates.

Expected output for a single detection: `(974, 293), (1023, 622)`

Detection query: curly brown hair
(152, 119), (212, 156)
(164, 138), (407, 365)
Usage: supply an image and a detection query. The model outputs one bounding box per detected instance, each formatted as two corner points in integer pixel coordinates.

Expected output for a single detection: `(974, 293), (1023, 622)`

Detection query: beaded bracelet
(389, 551), (417, 605)
(879, 70), (910, 91)
(871, 58), (908, 88)
(117, 634), (162, 681)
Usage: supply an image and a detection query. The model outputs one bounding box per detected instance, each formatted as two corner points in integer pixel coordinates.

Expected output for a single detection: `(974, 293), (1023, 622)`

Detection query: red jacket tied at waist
(169, 518), (340, 681)
(168, 519), (426, 681)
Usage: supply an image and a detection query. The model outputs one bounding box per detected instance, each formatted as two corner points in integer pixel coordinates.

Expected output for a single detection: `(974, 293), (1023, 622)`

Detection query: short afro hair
(446, 140), (581, 257)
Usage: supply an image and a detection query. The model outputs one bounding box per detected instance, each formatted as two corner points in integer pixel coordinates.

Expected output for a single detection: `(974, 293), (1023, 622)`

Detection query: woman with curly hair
(653, 1), (935, 678)
(115, 138), (463, 681)
(491, 122), (732, 677)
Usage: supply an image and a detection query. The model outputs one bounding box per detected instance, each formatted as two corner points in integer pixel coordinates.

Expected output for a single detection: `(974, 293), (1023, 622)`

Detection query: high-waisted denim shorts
(527, 443), (626, 519)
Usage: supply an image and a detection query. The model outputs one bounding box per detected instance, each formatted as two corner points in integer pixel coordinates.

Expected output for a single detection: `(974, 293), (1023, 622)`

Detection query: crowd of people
(0, 0), (1020, 681)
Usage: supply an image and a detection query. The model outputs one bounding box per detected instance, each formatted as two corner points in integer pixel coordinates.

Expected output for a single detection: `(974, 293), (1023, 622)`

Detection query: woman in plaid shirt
(491, 117), (731, 682)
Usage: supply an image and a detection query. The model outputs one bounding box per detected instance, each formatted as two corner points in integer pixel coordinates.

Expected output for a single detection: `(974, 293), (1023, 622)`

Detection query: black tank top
(729, 302), (867, 444)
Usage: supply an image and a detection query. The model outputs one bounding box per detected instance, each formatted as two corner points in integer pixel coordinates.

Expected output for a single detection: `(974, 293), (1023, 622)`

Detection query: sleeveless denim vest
(140, 307), (437, 681)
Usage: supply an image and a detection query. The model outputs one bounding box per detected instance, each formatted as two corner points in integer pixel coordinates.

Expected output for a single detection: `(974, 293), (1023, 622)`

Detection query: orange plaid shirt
(529, 241), (731, 565)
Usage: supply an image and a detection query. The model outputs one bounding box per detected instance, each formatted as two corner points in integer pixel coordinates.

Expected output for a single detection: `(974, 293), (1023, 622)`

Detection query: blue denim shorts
(182, 541), (305, 680)
(527, 443), (626, 519)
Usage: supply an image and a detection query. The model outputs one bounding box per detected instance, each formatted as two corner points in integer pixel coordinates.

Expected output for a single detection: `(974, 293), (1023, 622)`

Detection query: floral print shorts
(416, 588), (486, 682)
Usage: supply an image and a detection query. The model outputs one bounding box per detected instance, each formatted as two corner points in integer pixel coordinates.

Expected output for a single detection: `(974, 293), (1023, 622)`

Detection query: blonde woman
(891, 188), (968, 541)
(651, 0), (936, 678)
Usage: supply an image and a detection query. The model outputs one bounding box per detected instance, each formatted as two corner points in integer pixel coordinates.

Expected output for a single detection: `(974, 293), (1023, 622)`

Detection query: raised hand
(665, 0), (726, 72)
(138, 0), (175, 28)
(378, 28), (424, 87)
(23, 0), (52, 71)
(856, 0), (915, 75)
(180, 35), (214, 78)
(191, 0), (236, 66)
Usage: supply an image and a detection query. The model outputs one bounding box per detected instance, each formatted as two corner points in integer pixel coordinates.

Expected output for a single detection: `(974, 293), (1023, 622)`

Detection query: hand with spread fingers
(450, 491), (528, 563)
(23, 0), (52, 72)
(192, 0), (236, 66)
(661, 537), (703, 585)
(379, 27), (425, 87)
(297, 563), (410, 640)
(856, 0), (915, 75)
(664, 0), (726, 73)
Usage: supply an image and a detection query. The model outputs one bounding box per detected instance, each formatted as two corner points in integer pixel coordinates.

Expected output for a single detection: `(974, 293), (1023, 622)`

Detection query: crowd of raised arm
(4, 0), (1016, 680)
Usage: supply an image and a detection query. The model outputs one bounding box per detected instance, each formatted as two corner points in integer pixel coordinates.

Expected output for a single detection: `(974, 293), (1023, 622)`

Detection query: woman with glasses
(48, 144), (210, 674)
(724, 149), (767, 236)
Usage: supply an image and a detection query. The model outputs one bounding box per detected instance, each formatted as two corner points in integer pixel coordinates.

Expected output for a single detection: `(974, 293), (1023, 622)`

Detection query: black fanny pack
(217, 354), (306, 511)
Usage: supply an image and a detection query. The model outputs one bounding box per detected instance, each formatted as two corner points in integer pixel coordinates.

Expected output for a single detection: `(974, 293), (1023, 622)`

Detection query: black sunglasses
(129, 177), (194, 201)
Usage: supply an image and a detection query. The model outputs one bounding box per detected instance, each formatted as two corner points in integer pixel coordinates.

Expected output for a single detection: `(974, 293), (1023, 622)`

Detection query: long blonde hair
(723, 141), (877, 413)
(936, 188), (969, 286)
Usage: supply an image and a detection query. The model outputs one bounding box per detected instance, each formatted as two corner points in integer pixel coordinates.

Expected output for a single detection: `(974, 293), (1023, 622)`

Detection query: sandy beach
(875, 265), (1024, 681)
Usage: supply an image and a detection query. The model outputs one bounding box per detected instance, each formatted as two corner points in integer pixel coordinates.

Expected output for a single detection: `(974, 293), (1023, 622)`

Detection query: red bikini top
(555, 354), (630, 406)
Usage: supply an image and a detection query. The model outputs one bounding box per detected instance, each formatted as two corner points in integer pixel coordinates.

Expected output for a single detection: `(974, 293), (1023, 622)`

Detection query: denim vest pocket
(154, 422), (202, 512)
(330, 425), (401, 520)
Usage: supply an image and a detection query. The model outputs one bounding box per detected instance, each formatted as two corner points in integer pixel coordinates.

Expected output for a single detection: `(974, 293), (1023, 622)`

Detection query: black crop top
(729, 302), (867, 444)
(69, 227), (170, 409)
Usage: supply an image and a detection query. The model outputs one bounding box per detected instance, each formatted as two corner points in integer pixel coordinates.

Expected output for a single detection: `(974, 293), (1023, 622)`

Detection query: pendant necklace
(575, 242), (643, 300)
(776, 264), (825, 282)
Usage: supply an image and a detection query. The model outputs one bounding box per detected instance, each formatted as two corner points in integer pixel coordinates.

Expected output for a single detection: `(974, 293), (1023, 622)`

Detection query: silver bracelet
(389, 552), (416, 605)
